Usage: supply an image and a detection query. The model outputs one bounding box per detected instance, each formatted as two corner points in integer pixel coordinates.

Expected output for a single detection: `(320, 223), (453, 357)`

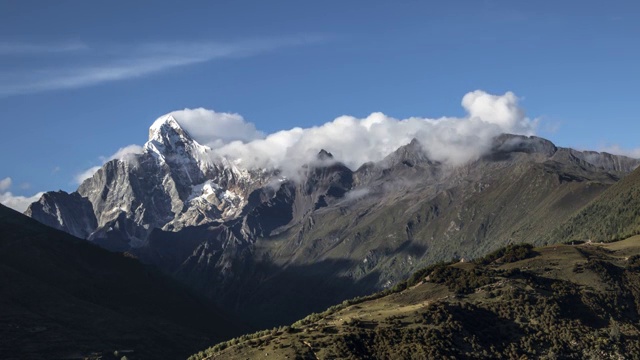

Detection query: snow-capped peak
(144, 114), (209, 163)
(142, 114), (265, 196)
(148, 114), (191, 143)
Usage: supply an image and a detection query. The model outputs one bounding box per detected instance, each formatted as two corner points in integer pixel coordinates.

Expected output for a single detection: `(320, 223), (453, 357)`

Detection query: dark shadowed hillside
(0, 204), (242, 360)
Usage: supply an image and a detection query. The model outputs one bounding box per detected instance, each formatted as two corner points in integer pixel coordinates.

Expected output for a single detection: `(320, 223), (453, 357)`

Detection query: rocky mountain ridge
(26, 115), (640, 328)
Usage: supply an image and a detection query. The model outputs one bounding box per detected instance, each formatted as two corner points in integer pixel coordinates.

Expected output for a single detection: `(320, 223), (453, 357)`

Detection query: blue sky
(1, 0), (639, 208)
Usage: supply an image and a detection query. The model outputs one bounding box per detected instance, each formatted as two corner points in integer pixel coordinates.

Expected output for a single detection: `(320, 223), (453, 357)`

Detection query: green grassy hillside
(0, 204), (242, 360)
(549, 165), (640, 243)
(191, 238), (640, 359)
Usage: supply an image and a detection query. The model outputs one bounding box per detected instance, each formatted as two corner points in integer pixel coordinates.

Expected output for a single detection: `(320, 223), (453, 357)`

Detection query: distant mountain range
(25, 115), (640, 330)
(0, 204), (242, 360)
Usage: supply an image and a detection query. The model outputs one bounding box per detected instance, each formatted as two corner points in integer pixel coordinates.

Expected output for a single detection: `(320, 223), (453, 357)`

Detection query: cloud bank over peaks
(158, 108), (264, 147)
(162, 90), (537, 177)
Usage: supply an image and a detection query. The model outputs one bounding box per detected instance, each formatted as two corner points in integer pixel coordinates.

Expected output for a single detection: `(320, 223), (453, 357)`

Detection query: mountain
(547, 165), (640, 243)
(166, 133), (638, 328)
(0, 204), (242, 359)
(26, 115), (640, 329)
(27, 115), (271, 251)
(190, 237), (640, 359)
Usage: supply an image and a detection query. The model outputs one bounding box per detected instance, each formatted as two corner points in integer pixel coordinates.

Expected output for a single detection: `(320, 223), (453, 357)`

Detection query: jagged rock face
(354, 138), (441, 186)
(243, 182), (296, 238)
(142, 115), (272, 229)
(25, 191), (97, 239)
(296, 156), (354, 216)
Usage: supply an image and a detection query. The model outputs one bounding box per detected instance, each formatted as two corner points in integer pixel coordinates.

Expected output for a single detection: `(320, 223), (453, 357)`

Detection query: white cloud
(0, 191), (45, 213)
(105, 144), (144, 162)
(75, 144), (143, 184)
(462, 90), (533, 134)
(0, 177), (44, 212)
(0, 36), (324, 97)
(599, 145), (640, 159)
(166, 108), (264, 148)
(0, 177), (11, 191)
(166, 90), (536, 177)
(74, 166), (102, 185)
(343, 188), (371, 201)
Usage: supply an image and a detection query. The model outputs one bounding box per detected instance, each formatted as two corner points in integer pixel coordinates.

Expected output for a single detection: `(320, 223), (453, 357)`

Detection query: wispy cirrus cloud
(0, 41), (88, 55)
(0, 35), (324, 97)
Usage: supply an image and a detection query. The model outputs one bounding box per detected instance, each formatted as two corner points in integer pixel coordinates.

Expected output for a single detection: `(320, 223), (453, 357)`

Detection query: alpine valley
(24, 113), (640, 338)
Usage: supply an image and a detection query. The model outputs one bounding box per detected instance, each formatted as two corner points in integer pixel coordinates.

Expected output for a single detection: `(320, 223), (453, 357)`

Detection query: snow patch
(188, 180), (221, 202)
(188, 180), (244, 207)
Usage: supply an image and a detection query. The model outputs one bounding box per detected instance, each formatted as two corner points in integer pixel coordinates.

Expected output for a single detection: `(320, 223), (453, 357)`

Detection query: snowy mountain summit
(145, 115), (205, 163)
(26, 114), (269, 249)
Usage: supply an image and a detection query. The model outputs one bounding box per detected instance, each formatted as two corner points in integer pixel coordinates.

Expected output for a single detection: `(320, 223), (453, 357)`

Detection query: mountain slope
(191, 237), (640, 359)
(0, 204), (241, 360)
(548, 165), (640, 243)
(166, 135), (638, 328)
